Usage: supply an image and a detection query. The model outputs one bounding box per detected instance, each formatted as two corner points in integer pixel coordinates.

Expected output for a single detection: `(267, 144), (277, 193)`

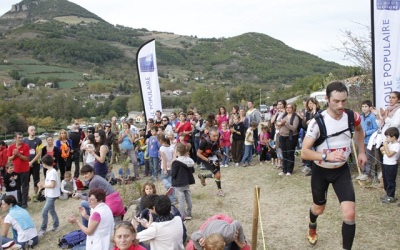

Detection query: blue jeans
(161, 170), (176, 203)
(150, 157), (159, 179)
(40, 197), (59, 230)
(72, 239), (86, 250)
(80, 200), (90, 227)
(194, 137), (201, 164)
(221, 146), (230, 165)
(241, 144), (253, 164)
(2, 235), (39, 249)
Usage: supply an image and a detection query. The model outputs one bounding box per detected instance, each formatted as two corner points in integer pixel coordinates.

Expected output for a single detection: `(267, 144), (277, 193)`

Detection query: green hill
(0, 0), (344, 87)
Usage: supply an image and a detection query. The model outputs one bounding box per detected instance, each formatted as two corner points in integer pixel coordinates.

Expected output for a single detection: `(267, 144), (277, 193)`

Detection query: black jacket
(171, 158), (195, 187)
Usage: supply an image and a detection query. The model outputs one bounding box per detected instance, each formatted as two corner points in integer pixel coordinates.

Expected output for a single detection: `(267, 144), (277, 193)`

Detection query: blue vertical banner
(136, 39), (162, 121)
(372, 0), (400, 109)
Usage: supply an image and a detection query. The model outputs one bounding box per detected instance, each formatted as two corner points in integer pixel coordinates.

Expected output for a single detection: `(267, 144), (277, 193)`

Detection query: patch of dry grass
(3, 157), (400, 249)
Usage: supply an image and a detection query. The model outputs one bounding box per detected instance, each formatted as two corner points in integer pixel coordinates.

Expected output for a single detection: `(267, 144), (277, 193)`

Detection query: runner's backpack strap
(313, 109), (354, 148)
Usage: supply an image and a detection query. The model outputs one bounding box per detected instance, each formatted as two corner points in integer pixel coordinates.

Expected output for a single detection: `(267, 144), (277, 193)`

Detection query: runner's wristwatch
(322, 153), (327, 162)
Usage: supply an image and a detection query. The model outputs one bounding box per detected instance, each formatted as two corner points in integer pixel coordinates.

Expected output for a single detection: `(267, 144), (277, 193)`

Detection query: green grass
(8, 59), (45, 65)
(0, 65), (17, 71)
(58, 81), (79, 88)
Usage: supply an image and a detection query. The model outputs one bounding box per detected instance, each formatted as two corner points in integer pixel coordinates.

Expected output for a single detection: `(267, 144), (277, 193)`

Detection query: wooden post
(352, 140), (364, 186)
(252, 186), (261, 250)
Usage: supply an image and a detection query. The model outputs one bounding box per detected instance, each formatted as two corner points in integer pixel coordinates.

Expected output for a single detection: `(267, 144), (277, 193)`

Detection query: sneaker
(225, 164), (229, 168)
(382, 197), (396, 204)
(32, 195), (38, 202)
(307, 226), (318, 245)
(286, 172), (292, 176)
(217, 189), (225, 197)
(2, 241), (15, 248)
(235, 163), (239, 167)
(184, 216), (192, 221)
(165, 187), (174, 196)
(50, 226), (60, 232)
(278, 172), (284, 176)
(198, 174), (206, 186)
(380, 194), (388, 201)
(305, 171), (312, 177)
(301, 166), (311, 173)
(241, 163), (247, 167)
(359, 174), (369, 181)
(38, 229), (46, 237)
(200, 166), (207, 170)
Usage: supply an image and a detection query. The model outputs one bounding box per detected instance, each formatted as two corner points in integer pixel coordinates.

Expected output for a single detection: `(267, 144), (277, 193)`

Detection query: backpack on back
(313, 109), (355, 148)
(60, 142), (70, 159)
(281, 113), (302, 133)
(58, 230), (86, 249)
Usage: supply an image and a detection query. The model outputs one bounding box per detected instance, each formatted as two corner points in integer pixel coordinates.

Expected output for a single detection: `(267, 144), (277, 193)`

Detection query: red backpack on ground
(74, 178), (84, 190)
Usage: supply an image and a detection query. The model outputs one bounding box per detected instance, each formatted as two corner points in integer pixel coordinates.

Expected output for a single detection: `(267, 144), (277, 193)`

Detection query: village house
(27, 83), (36, 89)
(172, 89), (184, 96)
(3, 82), (12, 88)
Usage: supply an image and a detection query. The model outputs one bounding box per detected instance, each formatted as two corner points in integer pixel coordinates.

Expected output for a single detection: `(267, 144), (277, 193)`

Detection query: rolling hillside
(0, 0), (344, 88)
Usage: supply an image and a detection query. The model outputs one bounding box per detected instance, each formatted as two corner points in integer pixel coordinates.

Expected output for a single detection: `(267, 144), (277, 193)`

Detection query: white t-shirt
(82, 141), (95, 165)
(383, 142), (400, 165)
(159, 145), (174, 170)
(137, 216), (184, 250)
(45, 168), (60, 198)
(4, 214), (38, 243)
(306, 110), (360, 169)
(244, 128), (253, 146)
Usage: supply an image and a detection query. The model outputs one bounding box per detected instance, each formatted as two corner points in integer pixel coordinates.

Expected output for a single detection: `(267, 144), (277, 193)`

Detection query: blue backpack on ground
(58, 230), (86, 249)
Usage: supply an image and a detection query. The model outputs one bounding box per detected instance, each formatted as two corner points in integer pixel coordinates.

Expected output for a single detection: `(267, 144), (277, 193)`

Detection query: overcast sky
(0, 0), (371, 66)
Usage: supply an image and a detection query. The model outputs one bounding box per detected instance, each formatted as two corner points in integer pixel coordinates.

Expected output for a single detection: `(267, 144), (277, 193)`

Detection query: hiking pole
(351, 140), (363, 186)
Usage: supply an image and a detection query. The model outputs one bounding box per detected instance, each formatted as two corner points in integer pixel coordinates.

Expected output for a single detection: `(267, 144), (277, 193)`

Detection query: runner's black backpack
(313, 109), (355, 147)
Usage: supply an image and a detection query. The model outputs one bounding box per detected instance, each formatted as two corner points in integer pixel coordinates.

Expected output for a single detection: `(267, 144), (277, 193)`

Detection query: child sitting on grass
(117, 166), (132, 185)
(60, 171), (77, 200)
(106, 165), (117, 185)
